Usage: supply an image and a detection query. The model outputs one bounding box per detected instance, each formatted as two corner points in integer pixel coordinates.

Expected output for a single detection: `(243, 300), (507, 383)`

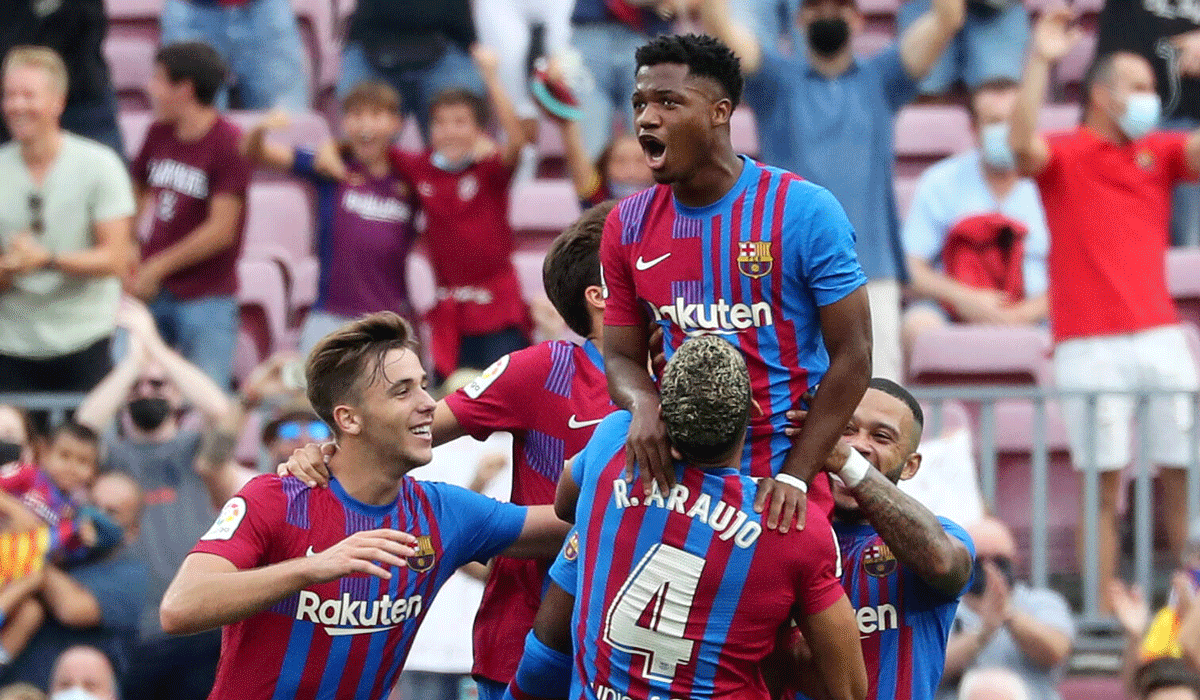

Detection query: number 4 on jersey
(603, 543), (705, 682)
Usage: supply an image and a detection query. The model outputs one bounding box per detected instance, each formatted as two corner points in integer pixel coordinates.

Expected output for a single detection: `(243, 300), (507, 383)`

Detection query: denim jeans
(338, 41), (484, 139)
(149, 291), (238, 390)
(571, 22), (650, 159)
(160, 0), (310, 110)
(897, 0), (1029, 94)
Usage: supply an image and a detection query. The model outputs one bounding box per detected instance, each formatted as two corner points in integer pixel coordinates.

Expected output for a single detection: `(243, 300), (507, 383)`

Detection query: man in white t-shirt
(901, 77), (1050, 356)
(0, 46), (134, 393)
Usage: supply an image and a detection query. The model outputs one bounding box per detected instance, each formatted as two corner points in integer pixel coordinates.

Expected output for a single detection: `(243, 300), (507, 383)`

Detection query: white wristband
(839, 449), (871, 488)
(774, 473), (808, 493)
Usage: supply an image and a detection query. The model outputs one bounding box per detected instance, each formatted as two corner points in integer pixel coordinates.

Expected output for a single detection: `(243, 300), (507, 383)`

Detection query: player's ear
(332, 404), (362, 436)
(898, 452), (921, 481)
(584, 285), (606, 312)
(711, 96), (733, 128)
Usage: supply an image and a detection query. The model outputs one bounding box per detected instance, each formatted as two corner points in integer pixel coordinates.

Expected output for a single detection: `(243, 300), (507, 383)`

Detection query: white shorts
(1053, 325), (1199, 471)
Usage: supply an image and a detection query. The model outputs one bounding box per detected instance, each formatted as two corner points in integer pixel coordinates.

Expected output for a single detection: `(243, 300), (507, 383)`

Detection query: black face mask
(128, 398), (172, 431)
(0, 440), (22, 465)
(807, 18), (851, 57)
(968, 555), (1016, 596)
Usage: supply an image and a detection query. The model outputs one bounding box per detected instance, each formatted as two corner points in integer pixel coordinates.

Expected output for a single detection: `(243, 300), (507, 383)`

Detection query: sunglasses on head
(277, 420), (331, 441)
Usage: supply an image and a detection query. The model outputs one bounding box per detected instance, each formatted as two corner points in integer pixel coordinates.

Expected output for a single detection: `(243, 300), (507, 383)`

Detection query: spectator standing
(699, 0), (965, 381)
(901, 78), (1049, 355)
(0, 1), (123, 154)
(159, 0), (308, 110)
(959, 668), (1031, 700)
(571, 0), (672, 159)
(390, 47), (533, 380)
(0, 47), (135, 396)
(130, 42), (251, 390)
(339, 0), (483, 137)
(939, 517), (1075, 700)
(0, 473), (147, 690)
(473, 0), (575, 127)
(73, 300), (250, 700)
(242, 82), (418, 353)
(896, 0), (1028, 96)
(47, 645), (117, 700)
(1009, 11), (1200, 606)
(1097, 0), (1200, 246)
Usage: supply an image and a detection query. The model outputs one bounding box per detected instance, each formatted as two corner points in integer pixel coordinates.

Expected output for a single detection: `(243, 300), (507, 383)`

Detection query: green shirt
(0, 132), (135, 357)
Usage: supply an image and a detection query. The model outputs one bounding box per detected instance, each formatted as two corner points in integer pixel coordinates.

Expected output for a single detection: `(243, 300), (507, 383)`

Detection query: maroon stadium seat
(513, 249), (549, 303)
(908, 325), (1051, 385)
(289, 255), (320, 326)
(104, 36), (156, 111)
(509, 179), (581, 236)
(224, 110), (333, 153)
(243, 181), (315, 294)
(1059, 676), (1125, 700)
(919, 399), (972, 438)
(894, 105), (973, 175)
(859, 0), (900, 17)
(237, 258), (289, 357)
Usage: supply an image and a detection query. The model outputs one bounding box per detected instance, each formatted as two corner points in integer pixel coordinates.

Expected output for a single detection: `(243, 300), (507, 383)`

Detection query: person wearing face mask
(46, 645), (117, 700)
(900, 77), (1050, 357)
(1010, 9), (1200, 612)
(72, 297), (249, 700)
(699, 0), (965, 382)
(242, 81), (418, 355)
(938, 517), (1075, 700)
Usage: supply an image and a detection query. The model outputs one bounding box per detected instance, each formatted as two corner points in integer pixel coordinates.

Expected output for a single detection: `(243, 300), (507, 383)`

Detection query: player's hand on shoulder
(304, 528), (419, 584)
(753, 477), (808, 533)
(277, 442), (335, 487)
(625, 403), (674, 496)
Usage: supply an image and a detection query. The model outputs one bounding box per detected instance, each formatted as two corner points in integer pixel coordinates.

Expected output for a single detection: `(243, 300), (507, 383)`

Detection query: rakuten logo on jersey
(856, 603), (899, 636)
(650, 298), (773, 336)
(295, 591), (422, 636)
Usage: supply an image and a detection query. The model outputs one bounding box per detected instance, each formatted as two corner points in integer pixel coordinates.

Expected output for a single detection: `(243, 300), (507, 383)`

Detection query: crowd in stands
(3, 0), (1200, 698)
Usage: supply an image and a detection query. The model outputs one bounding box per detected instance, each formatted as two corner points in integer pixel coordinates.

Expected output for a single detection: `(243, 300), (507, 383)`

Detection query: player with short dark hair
(560, 336), (867, 700)
(601, 33), (872, 533)
(160, 312), (569, 700)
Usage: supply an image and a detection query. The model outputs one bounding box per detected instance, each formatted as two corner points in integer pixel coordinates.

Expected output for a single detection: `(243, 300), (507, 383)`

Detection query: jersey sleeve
(1151, 131), (1198, 183)
(430, 483), (529, 566)
(190, 474), (286, 570)
(442, 347), (544, 439)
(794, 514), (848, 616)
(211, 128), (252, 199)
(600, 205), (646, 327)
(789, 184), (868, 307)
(936, 516), (976, 599)
(130, 122), (159, 186)
(0, 462), (37, 494)
(290, 147), (331, 184)
(547, 527), (580, 592)
(570, 411), (632, 489)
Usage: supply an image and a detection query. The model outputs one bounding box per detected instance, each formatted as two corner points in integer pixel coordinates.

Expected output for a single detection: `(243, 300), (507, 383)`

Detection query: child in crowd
(0, 422), (121, 667)
(243, 82), (419, 354)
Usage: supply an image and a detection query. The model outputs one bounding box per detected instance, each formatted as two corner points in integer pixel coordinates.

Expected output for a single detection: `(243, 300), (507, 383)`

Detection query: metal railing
(912, 386), (1200, 629)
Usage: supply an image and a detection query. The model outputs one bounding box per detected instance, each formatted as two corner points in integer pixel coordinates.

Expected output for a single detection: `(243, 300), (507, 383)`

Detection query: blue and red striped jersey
(822, 519), (973, 700)
(191, 474), (527, 700)
(442, 339), (616, 684)
(599, 156), (867, 501)
(571, 412), (846, 700)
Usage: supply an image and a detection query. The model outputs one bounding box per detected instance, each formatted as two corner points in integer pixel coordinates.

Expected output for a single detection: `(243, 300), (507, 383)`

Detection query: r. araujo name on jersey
(610, 479), (762, 548)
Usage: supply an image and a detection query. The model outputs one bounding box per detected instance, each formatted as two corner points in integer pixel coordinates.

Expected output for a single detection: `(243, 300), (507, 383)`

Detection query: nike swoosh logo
(324, 624), (398, 637)
(305, 546), (317, 557)
(568, 415), (605, 429)
(635, 253), (671, 271)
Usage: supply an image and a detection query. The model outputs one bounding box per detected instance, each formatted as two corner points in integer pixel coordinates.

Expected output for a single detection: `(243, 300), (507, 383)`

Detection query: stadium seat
(894, 173), (920, 220)
(289, 255), (321, 326)
(406, 252), (437, 317)
(233, 326), (263, 387)
(919, 399), (971, 437)
(513, 249), (549, 303)
(1038, 103), (1082, 133)
(237, 258), (290, 359)
(243, 181), (316, 291)
(1167, 247), (1200, 329)
(224, 110), (333, 153)
(509, 179), (581, 236)
(894, 105), (974, 172)
(104, 36), (156, 111)
(730, 108), (759, 158)
(291, 0), (338, 93)
(907, 325), (1052, 385)
(117, 110), (154, 159)
(1059, 675), (1125, 700)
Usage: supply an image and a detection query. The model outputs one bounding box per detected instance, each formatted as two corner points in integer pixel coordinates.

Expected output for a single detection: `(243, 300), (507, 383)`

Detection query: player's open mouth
(639, 134), (667, 169)
(409, 424), (432, 440)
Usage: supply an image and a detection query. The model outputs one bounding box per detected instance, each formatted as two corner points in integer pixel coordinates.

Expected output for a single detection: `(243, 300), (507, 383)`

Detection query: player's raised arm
(497, 505), (572, 559)
(1011, 9), (1080, 177)
(160, 528), (418, 635)
(798, 596), (870, 700)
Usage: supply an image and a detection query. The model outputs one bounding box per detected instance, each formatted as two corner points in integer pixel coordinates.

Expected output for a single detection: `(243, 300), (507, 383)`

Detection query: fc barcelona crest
(563, 531), (579, 562)
(862, 541), (897, 577)
(737, 241), (773, 278)
(407, 535), (437, 573)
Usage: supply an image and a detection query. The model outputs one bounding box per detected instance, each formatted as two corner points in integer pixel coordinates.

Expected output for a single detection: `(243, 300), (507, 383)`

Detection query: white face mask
(52, 688), (104, 700)
(979, 122), (1016, 172)
(1116, 92), (1161, 140)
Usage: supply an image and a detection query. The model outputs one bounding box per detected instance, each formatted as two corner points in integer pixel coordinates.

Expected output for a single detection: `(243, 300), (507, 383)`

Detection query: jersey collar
(329, 477), (400, 518)
(582, 339), (605, 373)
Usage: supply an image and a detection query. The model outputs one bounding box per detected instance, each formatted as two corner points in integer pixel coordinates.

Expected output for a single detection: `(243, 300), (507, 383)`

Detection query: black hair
(50, 420), (100, 451)
(430, 88), (490, 129)
(1135, 658), (1200, 700)
(635, 34), (743, 110)
(868, 377), (924, 451)
(155, 41), (228, 107)
(543, 201), (613, 338)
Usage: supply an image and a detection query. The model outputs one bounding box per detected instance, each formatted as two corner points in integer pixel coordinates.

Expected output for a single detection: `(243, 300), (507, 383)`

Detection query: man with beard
(783, 378), (975, 700)
(75, 298), (252, 700)
(698, 0), (965, 381)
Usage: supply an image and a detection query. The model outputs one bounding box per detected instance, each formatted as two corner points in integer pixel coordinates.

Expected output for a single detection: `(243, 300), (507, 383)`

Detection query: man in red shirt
(1010, 10), (1200, 608)
(131, 41), (251, 390)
